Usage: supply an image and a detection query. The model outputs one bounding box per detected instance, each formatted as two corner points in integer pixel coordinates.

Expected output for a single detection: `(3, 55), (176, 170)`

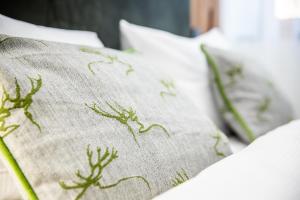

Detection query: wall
(219, 0), (300, 44)
(190, 0), (219, 33)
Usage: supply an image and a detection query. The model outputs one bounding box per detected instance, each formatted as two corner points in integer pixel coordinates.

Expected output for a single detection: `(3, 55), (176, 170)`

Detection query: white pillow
(201, 45), (293, 143)
(232, 42), (300, 118)
(155, 119), (300, 200)
(0, 14), (104, 47)
(120, 19), (231, 130)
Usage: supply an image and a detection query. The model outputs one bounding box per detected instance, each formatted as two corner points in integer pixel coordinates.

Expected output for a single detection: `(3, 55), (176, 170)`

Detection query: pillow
(232, 42), (300, 119)
(0, 13), (105, 199)
(201, 44), (293, 143)
(119, 20), (231, 130)
(155, 119), (300, 200)
(0, 14), (104, 47)
(0, 159), (20, 200)
(0, 35), (231, 200)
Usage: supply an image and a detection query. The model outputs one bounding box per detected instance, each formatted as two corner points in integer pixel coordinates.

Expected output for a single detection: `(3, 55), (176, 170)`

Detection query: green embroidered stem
(0, 75), (42, 138)
(86, 102), (169, 146)
(0, 75), (42, 200)
(171, 169), (189, 187)
(160, 80), (176, 98)
(0, 137), (38, 200)
(118, 59), (134, 75)
(80, 47), (134, 75)
(212, 132), (225, 157)
(60, 145), (151, 200)
(201, 45), (255, 142)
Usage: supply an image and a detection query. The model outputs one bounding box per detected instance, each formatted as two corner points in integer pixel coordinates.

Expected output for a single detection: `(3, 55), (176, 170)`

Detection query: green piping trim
(200, 44), (255, 142)
(0, 137), (38, 200)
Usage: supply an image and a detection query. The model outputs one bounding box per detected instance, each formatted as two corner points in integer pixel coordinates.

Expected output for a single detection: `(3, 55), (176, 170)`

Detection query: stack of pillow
(0, 15), (232, 200)
(119, 20), (300, 200)
(0, 14), (299, 200)
(120, 19), (294, 143)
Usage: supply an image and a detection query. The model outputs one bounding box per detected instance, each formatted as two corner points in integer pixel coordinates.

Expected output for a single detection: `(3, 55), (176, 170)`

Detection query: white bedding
(155, 120), (300, 200)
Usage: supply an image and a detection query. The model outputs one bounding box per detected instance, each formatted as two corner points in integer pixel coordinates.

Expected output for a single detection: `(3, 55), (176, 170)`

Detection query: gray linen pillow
(0, 35), (231, 200)
(201, 44), (293, 143)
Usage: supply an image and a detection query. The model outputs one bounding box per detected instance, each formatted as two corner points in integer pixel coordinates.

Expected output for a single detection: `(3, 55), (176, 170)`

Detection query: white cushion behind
(120, 20), (231, 129)
(0, 14), (104, 47)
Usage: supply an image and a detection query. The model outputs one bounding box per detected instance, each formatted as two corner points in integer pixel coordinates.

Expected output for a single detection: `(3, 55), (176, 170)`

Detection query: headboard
(1, 0), (190, 49)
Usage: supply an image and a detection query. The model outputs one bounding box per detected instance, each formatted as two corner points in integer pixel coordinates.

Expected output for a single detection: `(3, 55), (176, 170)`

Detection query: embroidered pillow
(201, 44), (293, 143)
(0, 35), (231, 200)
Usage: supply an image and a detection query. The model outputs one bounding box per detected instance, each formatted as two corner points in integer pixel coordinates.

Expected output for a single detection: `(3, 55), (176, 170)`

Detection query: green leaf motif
(160, 80), (176, 98)
(0, 75), (42, 138)
(60, 145), (151, 200)
(256, 96), (271, 122)
(122, 48), (139, 54)
(171, 169), (189, 187)
(212, 131), (225, 158)
(225, 64), (244, 87)
(86, 101), (170, 147)
(80, 47), (134, 75)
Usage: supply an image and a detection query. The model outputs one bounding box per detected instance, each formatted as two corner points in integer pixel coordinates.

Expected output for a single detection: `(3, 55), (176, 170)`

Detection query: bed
(0, 1), (300, 199)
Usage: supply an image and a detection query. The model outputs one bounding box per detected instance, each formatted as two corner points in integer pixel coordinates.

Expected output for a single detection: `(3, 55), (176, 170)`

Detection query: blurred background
(191, 0), (300, 44)
(2, 0), (300, 47)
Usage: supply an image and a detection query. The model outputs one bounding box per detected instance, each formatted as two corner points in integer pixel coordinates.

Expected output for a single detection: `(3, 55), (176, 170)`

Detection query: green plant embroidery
(219, 106), (229, 115)
(226, 64), (243, 87)
(267, 80), (274, 88)
(0, 75), (42, 138)
(60, 145), (151, 200)
(0, 138), (39, 200)
(160, 80), (176, 98)
(171, 169), (189, 187)
(212, 132), (225, 157)
(80, 47), (134, 75)
(86, 101), (169, 146)
(123, 48), (138, 54)
(201, 44), (256, 142)
(256, 97), (271, 122)
(0, 75), (42, 200)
